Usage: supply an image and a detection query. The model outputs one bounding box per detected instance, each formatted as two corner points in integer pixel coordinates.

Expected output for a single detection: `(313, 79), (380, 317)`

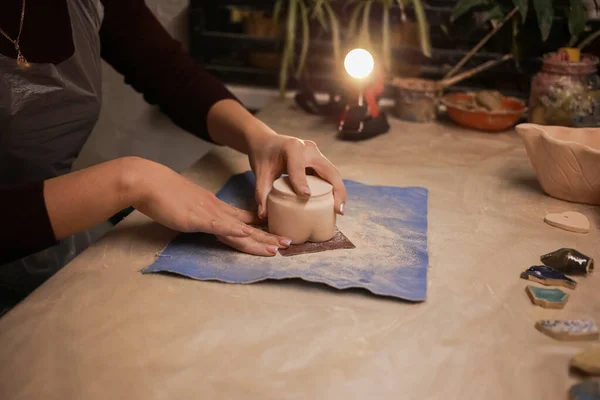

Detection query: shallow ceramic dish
(516, 123), (600, 205)
(441, 92), (526, 132)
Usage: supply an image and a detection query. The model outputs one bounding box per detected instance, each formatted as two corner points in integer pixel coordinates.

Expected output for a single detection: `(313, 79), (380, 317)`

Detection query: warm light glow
(344, 48), (374, 79)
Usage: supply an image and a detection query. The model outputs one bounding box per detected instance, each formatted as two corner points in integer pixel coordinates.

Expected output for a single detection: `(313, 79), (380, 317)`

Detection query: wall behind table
(74, 0), (213, 173)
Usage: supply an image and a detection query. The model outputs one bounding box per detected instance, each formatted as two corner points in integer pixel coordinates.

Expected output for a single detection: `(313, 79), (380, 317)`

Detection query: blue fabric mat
(143, 172), (429, 301)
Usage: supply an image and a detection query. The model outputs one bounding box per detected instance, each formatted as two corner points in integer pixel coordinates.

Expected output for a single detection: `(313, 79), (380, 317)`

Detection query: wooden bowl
(441, 93), (527, 132)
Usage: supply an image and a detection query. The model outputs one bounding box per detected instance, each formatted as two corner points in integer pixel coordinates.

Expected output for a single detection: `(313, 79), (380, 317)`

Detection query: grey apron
(0, 0), (110, 300)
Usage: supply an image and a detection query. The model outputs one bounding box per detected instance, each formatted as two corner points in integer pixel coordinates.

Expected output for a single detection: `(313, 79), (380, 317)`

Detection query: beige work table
(0, 101), (598, 400)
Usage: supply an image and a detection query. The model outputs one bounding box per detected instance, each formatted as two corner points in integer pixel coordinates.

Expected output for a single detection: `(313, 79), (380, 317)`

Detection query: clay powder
(267, 175), (336, 244)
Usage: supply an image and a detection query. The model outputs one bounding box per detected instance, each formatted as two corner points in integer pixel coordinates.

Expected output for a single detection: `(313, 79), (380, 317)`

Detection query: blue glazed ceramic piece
(535, 319), (599, 341)
(520, 265), (577, 289)
(569, 381), (600, 400)
(526, 285), (569, 309)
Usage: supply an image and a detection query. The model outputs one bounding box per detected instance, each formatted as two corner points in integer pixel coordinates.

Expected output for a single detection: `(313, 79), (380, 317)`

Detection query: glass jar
(529, 52), (600, 127)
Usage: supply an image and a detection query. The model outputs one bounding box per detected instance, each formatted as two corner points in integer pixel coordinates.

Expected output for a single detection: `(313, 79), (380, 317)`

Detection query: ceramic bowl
(441, 92), (527, 132)
(516, 123), (600, 205)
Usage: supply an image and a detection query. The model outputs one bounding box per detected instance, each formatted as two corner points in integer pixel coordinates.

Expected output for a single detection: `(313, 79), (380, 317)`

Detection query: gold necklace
(0, 0), (29, 67)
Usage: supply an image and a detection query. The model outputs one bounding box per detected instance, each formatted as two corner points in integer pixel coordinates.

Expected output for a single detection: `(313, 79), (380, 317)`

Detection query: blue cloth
(143, 172), (429, 301)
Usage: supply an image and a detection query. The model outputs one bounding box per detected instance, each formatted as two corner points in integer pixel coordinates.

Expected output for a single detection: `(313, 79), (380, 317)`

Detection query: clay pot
(267, 176), (336, 244)
(516, 123), (600, 205)
(442, 93), (527, 132)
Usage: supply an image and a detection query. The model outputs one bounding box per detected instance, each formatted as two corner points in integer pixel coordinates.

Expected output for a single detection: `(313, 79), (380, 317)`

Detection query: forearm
(206, 99), (278, 154)
(44, 157), (138, 240)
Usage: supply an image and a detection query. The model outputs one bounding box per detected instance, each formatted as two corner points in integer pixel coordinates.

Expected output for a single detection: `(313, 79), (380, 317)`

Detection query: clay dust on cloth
(143, 172), (429, 301)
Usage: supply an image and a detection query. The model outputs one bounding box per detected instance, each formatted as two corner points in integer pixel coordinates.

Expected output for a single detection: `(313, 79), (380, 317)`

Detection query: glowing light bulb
(344, 48), (374, 79)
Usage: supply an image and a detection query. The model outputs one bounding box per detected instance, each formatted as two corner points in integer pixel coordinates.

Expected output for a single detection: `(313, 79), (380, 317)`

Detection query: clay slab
(526, 285), (569, 309)
(545, 211), (590, 234)
(278, 228), (356, 257)
(520, 265), (577, 289)
(535, 319), (599, 341)
(572, 347), (600, 376)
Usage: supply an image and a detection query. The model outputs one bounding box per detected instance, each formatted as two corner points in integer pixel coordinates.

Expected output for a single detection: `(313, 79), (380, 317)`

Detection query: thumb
(254, 169), (275, 219)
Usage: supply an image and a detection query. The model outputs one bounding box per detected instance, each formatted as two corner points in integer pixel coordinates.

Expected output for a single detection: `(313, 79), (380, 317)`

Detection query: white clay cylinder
(267, 175), (336, 244)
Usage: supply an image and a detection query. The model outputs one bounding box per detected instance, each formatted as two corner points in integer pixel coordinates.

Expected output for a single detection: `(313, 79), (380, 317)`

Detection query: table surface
(1, 101), (598, 400)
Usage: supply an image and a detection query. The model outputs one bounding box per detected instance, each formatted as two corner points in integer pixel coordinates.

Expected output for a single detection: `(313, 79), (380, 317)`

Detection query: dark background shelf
(189, 0), (599, 98)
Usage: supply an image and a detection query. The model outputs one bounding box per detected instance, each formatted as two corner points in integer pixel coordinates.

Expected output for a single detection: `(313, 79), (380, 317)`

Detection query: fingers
(219, 201), (262, 225)
(284, 142), (311, 197)
(217, 228), (291, 257)
(197, 214), (254, 238)
(310, 159), (348, 215)
(254, 167), (276, 219)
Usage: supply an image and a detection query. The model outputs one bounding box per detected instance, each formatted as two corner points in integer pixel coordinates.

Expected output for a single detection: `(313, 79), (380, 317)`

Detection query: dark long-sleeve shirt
(0, 0), (238, 264)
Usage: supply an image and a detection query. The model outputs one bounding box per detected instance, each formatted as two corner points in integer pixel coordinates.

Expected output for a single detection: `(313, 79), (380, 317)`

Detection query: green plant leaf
(359, 0), (373, 49)
(532, 0), (554, 41)
(568, 0), (587, 39)
(311, 0), (326, 18)
(412, 0), (432, 57)
(280, 0), (298, 97)
(578, 29), (600, 49)
(395, 0), (407, 21)
(295, 0), (311, 79)
(348, 1), (366, 40)
(451, 0), (489, 22)
(323, 2), (341, 69)
(512, 0), (528, 22)
(481, 4), (506, 23)
(312, 3), (329, 32)
(273, 0), (284, 23)
(511, 12), (521, 67)
(382, 3), (391, 71)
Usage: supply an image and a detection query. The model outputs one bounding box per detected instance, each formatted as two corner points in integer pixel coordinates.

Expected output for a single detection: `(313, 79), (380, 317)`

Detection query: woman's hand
(129, 158), (291, 256)
(207, 99), (347, 219)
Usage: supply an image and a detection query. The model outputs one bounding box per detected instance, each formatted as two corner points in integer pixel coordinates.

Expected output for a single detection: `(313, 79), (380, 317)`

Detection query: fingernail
(267, 245), (279, 254)
(258, 204), (264, 219)
(339, 202), (345, 215)
(303, 187), (311, 196)
(279, 238), (292, 247)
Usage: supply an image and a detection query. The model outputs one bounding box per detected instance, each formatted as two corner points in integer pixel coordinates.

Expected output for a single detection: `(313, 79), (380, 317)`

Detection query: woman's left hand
(248, 133), (347, 219)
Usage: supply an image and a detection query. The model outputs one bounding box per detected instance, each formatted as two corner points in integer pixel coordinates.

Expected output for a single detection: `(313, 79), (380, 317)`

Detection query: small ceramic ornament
(520, 265), (577, 289)
(541, 248), (594, 275)
(526, 286), (569, 309)
(572, 347), (600, 376)
(535, 319), (599, 341)
(569, 380), (600, 400)
(544, 211), (590, 233)
(267, 175), (336, 244)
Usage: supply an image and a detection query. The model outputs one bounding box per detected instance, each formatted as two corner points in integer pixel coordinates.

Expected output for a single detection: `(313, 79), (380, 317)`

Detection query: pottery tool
(535, 319), (599, 341)
(569, 380), (600, 400)
(544, 211), (590, 233)
(143, 172), (429, 301)
(520, 265), (577, 289)
(279, 228), (355, 257)
(526, 286), (569, 309)
(541, 248), (594, 275)
(572, 347), (600, 376)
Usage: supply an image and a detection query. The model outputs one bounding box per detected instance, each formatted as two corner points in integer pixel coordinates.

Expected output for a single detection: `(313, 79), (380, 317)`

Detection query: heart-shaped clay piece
(544, 211), (590, 233)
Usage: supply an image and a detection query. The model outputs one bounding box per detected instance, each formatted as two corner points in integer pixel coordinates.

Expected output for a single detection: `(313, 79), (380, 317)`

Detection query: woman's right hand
(128, 158), (291, 256)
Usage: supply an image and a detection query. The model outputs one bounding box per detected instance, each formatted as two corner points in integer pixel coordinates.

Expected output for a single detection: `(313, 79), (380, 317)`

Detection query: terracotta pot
(442, 93), (526, 132)
(516, 123), (600, 205)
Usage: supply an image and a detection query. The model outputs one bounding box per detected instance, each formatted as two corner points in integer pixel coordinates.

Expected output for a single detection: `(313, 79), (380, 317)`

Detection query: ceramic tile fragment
(526, 286), (569, 309)
(535, 319), (599, 341)
(541, 248), (594, 275)
(569, 380), (600, 400)
(544, 211), (590, 233)
(572, 347), (600, 376)
(520, 265), (577, 289)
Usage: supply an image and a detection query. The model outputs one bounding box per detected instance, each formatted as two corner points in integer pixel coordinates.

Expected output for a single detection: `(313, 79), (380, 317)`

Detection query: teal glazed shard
(569, 381), (600, 400)
(535, 319), (599, 341)
(526, 285), (569, 309)
(520, 265), (577, 289)
(541, 248), (594, 275)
